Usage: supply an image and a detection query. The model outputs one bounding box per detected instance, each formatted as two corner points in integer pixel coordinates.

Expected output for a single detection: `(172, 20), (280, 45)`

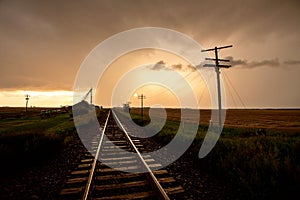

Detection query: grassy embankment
(0, 110), (76, 171)
(0, 105), (109, 172)
(129, 109), (300, 199)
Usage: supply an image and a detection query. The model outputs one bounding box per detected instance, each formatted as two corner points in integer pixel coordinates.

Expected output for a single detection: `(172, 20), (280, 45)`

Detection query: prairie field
(0, 107), (76, 170)
(1, 107), (299, 199)
(130, 107), (300, 132)
(129, 107), (300, 199)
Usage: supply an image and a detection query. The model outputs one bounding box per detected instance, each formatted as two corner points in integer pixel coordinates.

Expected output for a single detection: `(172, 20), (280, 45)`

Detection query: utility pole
(25, 94), (30, 112)
(90, 88), (92, 105)
(82, 88), (93, 104)
(202, 45), (233, 129)
(138, 94), (146, 117)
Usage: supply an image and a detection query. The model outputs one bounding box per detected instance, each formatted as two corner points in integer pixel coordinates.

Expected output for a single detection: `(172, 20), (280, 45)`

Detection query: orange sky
(0, 0), (300, 108)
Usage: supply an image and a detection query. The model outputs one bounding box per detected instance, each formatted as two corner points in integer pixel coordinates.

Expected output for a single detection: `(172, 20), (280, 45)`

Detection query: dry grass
(129, 108), (300, 199)
(130, 108), (300, 132)
(0, 107), (75, 171)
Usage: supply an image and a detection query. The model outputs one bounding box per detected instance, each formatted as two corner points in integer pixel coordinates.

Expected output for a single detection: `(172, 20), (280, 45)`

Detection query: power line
(223, 72), (246, 108)
(198, 72), (214, 106)
(146, 70), (196, 99)
(223, 74), (238, 108)
(144, 67), (206, 101)
(140, 68), (210, 108)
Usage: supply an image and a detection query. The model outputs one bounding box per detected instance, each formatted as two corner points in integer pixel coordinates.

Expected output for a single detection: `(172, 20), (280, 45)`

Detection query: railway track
(60, 109), (184, 199)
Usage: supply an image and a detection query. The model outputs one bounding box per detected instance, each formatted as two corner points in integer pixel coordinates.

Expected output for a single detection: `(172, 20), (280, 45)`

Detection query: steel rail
(82, 110), (111, 200)
(112, 110), (170, 200)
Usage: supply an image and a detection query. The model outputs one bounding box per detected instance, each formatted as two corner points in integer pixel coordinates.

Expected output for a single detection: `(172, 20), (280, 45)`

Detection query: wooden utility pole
(25, 94), (30, 112)
(202, 45), (233, 129)
(82, 88), (93, 104)
(90, 88), (92, 105)
(138, 94), (146, 117)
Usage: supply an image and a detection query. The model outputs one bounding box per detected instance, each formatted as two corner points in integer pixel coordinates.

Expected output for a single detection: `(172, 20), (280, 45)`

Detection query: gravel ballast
(1, 133), (244, 200)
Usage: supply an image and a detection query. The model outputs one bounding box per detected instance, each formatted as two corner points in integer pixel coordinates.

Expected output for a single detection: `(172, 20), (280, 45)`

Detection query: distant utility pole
(82, 88), (93, 104)
(25, 94), (30, 112)
(138, 94), (146, 117)
(90, 88), (92, 105)
(202, 45), (233, 129)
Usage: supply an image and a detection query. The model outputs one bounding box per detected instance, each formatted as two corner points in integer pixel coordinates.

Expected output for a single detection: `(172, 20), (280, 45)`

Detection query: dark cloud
(187, 64), (197, 71)
(149, 60), (168, 71)
(172, 64), (183, 71)
(226, 56), (247, 66)
(224, 57), (300, 69)
(226, 56), (281, 68)
(283, 60), (300, 65)
(150, 57), (291, 70)
(172, 64), (197, 71)
(148, 61), (197, 71)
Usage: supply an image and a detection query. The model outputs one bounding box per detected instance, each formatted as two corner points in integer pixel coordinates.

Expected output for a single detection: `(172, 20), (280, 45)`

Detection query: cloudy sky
(0, 0), (299, 108)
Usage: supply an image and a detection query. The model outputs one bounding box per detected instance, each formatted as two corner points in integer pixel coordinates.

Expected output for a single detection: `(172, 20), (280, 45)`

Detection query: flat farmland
(1, 107), (299, 199)
(130, 108), (300, 132)
(130, 107), (300, 199)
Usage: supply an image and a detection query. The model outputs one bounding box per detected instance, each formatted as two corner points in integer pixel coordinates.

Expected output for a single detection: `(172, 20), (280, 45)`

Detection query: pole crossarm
(201, 45), (233, 52)
(137, 94), (146, 99)
(203, 64), (231, 68)
(205, 58), (230, 62)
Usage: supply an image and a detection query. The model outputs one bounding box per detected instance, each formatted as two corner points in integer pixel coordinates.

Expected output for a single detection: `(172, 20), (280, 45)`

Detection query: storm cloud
(0, 0), (299, 91)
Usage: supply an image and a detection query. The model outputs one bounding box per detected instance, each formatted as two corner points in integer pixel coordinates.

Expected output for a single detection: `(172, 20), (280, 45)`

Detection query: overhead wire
(223, 71), (247, 108)
(198, 72), (214, 105)
(143, 69), (196, 99)
(221, 72), (237, 108)
(132, 62), (220, 109)
(147, 66), (218, 108)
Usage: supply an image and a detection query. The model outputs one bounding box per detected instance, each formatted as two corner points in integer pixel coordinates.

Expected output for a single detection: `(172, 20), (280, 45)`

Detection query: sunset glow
(0, 90), (73, 107)
(0, 0), (299, 108)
